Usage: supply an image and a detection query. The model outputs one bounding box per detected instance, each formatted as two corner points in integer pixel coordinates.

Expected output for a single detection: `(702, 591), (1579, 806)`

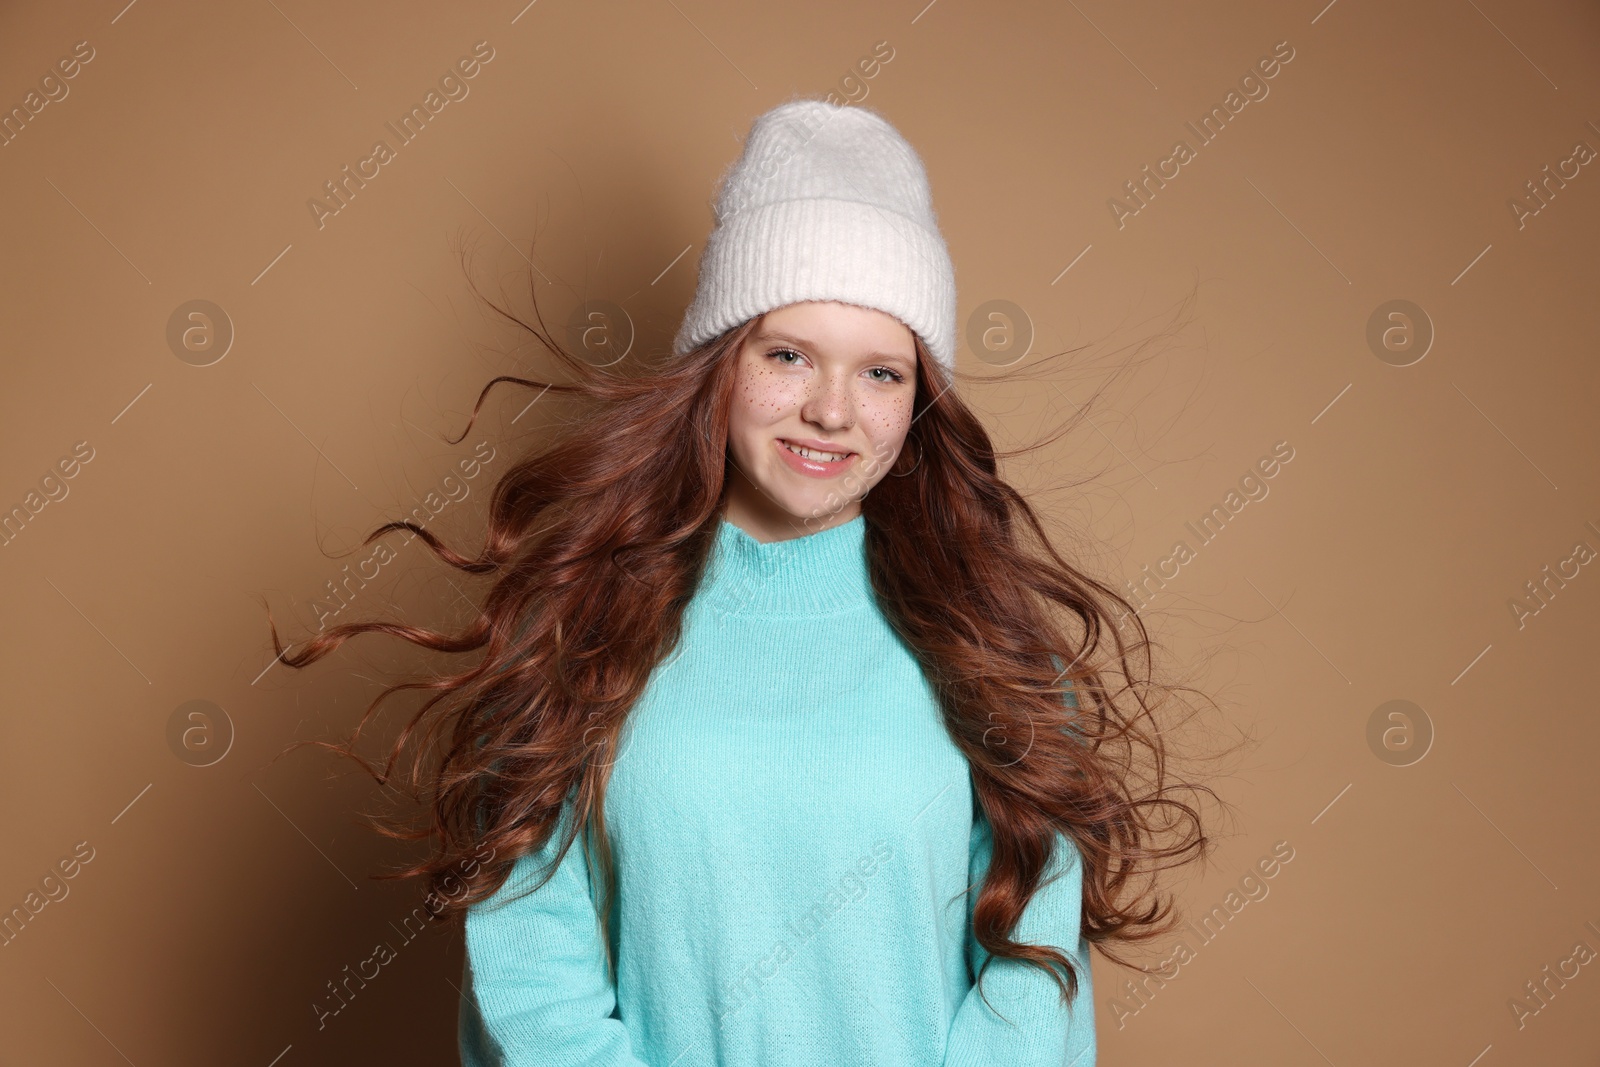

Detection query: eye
(764, 347), (907, 385)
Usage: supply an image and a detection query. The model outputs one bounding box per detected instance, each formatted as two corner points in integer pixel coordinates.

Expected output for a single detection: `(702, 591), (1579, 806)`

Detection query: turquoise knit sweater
(457, 513), (1096, 1066)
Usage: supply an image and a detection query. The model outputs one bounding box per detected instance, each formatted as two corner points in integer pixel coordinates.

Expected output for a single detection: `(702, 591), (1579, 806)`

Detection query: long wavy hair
(267, 255), (1230, 1009)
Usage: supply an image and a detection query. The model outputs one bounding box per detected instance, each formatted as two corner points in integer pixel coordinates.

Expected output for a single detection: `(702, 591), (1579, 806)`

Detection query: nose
(800, 370), (855, 432)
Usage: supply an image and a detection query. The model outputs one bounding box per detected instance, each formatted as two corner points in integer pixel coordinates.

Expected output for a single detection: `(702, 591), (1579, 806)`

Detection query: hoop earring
(889, 436), (922, 477)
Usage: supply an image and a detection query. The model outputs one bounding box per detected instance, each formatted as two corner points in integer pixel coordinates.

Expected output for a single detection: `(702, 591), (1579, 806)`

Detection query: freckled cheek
(741, 381), (805, 415)
(860, 396), (914, 459)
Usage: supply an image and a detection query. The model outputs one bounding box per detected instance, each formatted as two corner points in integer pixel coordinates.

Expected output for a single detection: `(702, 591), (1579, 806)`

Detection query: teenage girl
(274, 96), (1214, 1067)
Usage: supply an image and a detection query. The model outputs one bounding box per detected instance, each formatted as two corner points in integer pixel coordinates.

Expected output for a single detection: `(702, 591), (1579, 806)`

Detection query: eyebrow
(753, 330), (916, 370)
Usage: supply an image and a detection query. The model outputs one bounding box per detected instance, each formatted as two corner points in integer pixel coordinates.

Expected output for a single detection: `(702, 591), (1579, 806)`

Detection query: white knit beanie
(673, 97), (958, 377)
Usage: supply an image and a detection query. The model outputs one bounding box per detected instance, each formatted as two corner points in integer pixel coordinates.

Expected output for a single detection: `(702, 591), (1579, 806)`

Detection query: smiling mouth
(781, 440), (855, 462)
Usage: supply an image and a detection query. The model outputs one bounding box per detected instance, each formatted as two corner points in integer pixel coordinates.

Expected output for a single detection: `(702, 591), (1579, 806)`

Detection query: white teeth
(784, 442), (849, 462)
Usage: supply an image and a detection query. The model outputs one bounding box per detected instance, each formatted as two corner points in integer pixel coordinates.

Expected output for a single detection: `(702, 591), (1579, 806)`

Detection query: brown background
(3, 0), (1598, 1063)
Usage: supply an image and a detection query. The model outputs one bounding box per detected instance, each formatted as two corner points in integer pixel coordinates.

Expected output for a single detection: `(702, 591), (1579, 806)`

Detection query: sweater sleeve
(461, 794), (653, 1067)
(942, 672), (1096, 1067)
(942, 813), (1096, 1067)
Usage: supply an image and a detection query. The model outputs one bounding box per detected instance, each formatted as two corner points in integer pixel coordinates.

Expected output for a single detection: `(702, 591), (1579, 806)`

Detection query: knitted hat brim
(673, 197), (956, 373)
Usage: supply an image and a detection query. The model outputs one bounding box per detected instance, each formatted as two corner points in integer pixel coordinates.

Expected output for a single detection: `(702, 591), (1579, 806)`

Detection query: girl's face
(723, 300), (918, 541)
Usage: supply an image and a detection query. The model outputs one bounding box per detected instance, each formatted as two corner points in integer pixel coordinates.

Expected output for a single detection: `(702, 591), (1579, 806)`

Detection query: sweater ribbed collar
(695, 512), (874, 617)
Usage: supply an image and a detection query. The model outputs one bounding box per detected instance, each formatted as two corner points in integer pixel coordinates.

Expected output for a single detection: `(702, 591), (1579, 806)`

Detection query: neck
(720, 471), (863, 545)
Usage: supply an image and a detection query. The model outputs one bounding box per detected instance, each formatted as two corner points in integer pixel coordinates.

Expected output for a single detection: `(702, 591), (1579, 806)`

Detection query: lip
(775, 437), (856, 478)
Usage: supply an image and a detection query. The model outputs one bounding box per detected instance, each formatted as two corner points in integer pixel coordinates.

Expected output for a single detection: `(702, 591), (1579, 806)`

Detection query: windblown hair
(268, 260), (1229, 1009)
